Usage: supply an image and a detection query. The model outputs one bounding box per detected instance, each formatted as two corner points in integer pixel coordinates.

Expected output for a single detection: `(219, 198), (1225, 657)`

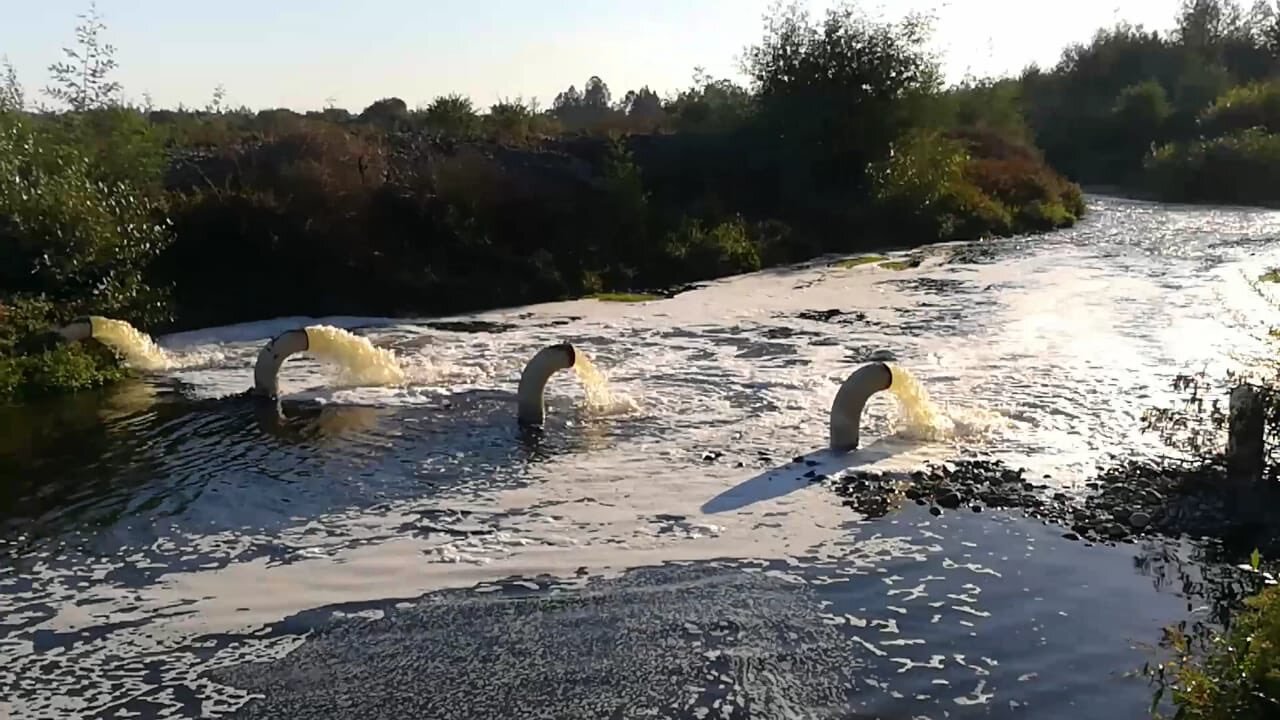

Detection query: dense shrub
(1144, 129), (1280, 206)
(1151, 582), (1280, 719)
(1013, 0), (1280, 198)
(0, 113), (172, 325)
(869, 129), (1082, 242)
(1199, 79), (1280, 137)
(0, 109), (173, 402)
(661, 217), (762, 281)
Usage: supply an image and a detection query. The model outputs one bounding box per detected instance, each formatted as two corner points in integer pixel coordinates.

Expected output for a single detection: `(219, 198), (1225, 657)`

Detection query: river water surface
(3, 196), (1280, 719)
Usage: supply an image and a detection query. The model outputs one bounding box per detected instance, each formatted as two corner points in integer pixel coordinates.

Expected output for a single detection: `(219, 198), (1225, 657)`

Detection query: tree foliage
(44, 1), (121, 111)
(0, 0), (1084, 401)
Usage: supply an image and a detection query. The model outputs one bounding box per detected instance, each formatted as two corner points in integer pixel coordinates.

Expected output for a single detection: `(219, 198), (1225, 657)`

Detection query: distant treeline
(0, 1), (1083, 400)
(953, 0), (1280, 205)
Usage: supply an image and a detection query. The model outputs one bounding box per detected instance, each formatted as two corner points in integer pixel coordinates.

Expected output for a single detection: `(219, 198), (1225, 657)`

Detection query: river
(2, 195), (1280, 719)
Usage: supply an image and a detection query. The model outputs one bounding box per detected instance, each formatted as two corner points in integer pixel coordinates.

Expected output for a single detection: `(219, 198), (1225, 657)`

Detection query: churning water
(3, 196), (1280, 719)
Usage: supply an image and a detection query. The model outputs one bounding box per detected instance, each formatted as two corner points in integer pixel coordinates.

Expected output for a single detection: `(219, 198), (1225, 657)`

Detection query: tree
(743, 1), (941, 197)
(582, 76), (611, 110)
(0, 57), (22, 112)
(664, 70), (753, 133)
(205, 84), (227, 114)
(358, 97), (409, 129)
(421, 93), (479, 138)
(552, 77), (620, 131)
(621, 86), (664, 125)
(485, 98), (534, 143)
(1113, 80), (1173, 145)
(44, 2), (121, 111)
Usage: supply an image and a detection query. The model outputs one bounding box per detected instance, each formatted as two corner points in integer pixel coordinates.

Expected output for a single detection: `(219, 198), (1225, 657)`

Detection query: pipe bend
(829, 361), (893, 452)
(253, 328), (311, 398)
(55, 316), (99, 343)
(517, 343), (577, 426)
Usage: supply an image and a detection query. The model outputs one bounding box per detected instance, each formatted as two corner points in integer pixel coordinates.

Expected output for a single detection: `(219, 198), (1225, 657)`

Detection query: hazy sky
(0, 0), (1180, 112)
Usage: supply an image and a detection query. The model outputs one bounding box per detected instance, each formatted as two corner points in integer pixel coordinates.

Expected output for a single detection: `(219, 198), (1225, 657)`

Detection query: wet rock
(971, 505), (983, 513)
(792, 456), (806, 464)
(1063, 532), (1080, 541)
(936, 491), (962, 510)
(929, 506), (942, 517)
(1130, 512), (1151, 529)
(1101, 523), (1128, 540)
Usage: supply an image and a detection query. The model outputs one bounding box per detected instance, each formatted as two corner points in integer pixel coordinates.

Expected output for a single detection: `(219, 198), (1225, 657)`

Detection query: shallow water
(3, 195), (1280, 718)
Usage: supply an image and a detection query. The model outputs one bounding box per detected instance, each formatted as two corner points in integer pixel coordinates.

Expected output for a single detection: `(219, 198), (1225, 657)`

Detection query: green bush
(1152, 584), (1280, 719)
(0, 112), (173, 327)
(869, 128), (1083, 240)
(0, 108), (168, 402)
(662, 217), (762, 281)
(1200, 80), (1280, 138)
(0, 328), (124, 404)
(1144, 129), (1280, 206)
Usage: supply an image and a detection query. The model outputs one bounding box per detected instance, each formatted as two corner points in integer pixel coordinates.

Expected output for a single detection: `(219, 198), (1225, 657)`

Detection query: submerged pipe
(253, 328), (310, 398)
(829, 362), (894, 452)
(517, 342), (577, 426)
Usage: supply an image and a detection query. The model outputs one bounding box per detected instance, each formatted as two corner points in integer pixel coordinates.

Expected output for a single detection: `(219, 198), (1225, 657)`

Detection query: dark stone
(936, 491), (962, 510)
(929, 506), (942, 517)
(1062, 532), (1080, 541)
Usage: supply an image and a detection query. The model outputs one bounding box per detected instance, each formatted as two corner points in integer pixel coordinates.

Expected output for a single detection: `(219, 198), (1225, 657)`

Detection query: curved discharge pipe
(56, 316), (98, 343)
(253, 328), (310, 398)
(517, 343), (577, 426)
(829, 362), (893, 452)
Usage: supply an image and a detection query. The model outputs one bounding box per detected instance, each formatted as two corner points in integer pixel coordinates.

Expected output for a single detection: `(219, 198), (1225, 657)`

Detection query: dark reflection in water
(0, 389), (637, 563)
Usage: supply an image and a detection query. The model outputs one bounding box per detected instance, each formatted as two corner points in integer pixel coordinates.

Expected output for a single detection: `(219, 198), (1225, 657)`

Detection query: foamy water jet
(887, 365), (1006, 442)
(517, 344), (639, 425)
(830, 361), (1007, 451)
(572, 353), (639, 418)
(253, 325), (406, 397)
(56, 316), (222, 371)
(304, 325), (406, 387)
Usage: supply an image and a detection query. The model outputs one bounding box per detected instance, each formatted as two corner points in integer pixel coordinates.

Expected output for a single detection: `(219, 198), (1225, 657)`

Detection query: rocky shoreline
(828, 458), (1280, 556)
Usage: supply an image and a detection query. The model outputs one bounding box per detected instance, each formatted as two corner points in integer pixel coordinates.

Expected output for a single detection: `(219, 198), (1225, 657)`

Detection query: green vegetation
(1260, 268), (1280, 283)
(1002, 0), (1280, 205)
(878, 260), (918, 271)
(834, 255), (889, 268)
(1149, 582), (1280, 719)
(0, 1), (1082, 401)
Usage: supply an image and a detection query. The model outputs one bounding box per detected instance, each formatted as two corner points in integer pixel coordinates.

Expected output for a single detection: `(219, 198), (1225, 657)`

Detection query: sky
(0, 0), (1182, 113)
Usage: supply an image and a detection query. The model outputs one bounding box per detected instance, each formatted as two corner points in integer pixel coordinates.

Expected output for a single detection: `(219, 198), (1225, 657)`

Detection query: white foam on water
(9, 197), (1280, 718)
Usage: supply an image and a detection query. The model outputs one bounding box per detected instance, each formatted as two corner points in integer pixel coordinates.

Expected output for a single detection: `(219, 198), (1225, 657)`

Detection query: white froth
(6, 197), (1280, 717)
